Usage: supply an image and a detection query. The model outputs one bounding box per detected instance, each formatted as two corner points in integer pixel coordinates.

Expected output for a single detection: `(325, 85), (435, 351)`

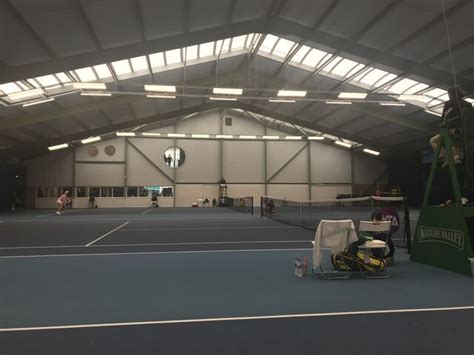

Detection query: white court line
(141, 209), (151, 215)
(0, 248), (312, 259)
(4, 218), (263, 224)
(120, 226), (299, 232)
(85, 222), (130, 247)
(1, 305), (472, 333)
(36, 209), (88, 218)
(0, 240), (311, 250)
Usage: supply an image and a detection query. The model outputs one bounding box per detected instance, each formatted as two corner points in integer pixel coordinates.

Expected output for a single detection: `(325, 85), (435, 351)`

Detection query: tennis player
(56, 191), (70, 215)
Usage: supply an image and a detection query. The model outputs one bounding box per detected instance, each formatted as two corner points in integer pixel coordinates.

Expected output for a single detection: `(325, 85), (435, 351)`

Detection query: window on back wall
(89, 187), (100, 198)
(139, 187), (149, 197)
(101, 187), (112, 197)
(127, 187), (138, 197)
(113, 187), (124, 197)
(60, 186), (74, 197)
(77, 187), (86, 198)
(225, 117), (232, 126)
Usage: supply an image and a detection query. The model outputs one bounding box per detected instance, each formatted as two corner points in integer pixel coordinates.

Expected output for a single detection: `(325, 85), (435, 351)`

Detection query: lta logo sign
(417, 226), (464, 250)
(381, 207), (400, 234)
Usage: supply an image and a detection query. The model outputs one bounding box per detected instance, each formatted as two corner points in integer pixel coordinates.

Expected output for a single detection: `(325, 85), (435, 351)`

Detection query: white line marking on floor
(1, 306), (472, 332)
(3, 218), (264, 224)
(85, 222), (130, 247)
(0, 248), (311, 259)
(120, 226), (300, 232)
(141, 209), (151, 215)
(0, 240), (311, 250)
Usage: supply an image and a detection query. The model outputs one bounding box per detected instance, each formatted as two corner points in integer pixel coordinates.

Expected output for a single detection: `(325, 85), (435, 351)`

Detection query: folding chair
(312, 220), (358, 280)
(357, 221), (392, 279)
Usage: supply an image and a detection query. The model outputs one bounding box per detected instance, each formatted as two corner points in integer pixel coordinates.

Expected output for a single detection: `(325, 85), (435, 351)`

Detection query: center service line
(85, 221), (130, 247)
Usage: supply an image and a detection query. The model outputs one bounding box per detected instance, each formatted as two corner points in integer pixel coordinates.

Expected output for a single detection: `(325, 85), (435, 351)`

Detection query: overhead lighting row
(48, 132), (381, 156)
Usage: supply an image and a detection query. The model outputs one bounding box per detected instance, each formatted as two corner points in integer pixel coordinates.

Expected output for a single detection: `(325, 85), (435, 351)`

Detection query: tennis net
(261, 195), (411, 249)
(223, 196), (254, 215)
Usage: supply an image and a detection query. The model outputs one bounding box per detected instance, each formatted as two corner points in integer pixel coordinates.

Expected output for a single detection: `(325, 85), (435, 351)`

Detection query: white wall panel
(222, 141), (265, 182)
(267, 184), (309, 201)
(76, 137), (125, 162)
(311, 142), (351, 183)
(223, 114), (265, 135)
(25, 150), (74, 187)
(75, 163), (125, 186)
(175, 184), (218, 207)
(127, 137), (175, 173)
(175, 139), (220, 182)
(267, 142), (309, 183)
(126, 145), (173, 186)
(311, 185), (352, 200)
(177, 111), (220, 134)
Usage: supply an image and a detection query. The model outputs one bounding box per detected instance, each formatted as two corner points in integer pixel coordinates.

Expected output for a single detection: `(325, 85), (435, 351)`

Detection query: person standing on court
(56, 191), (70, 215)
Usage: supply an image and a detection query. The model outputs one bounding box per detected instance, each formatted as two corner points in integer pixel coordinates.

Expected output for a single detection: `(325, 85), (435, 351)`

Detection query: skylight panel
(93, 64), (113, 79)
(185, 45), (198, 61)
(149, 52), (165, 67)
(424, 88), (447, 99)
(321, 56), (343, 73)
(112, 59), (132, 75)
(302, 48), (330, 67)
(25, 79), (40, 88)
(358, 68), (390, 86)
(426, 99), (444, 108)
(331, 58), (360, 77)
(290, 45), (311, 63)
(249, 34), (262, 50)
(55, 72), (71, 83)
(231, 35), (246, 51)
(259, 34), (279, 53)
(244, 33), (256, 48)
(220, 38), (231, 53)
(75, 67), (97, 82)
(16, 81), (29, 90)
(0, 82), (22, 94)
(403, 82), (429, 94)
(387, 78), (419, 94)
(199, 42), (215, 58)
(272, 38), (296, 58)
(165, 49), (182, 65)
(35, 74), (59, 87)
(130, 56), (148, 72)
(372, 73), (397, 88)
(344, 63), (365, 78)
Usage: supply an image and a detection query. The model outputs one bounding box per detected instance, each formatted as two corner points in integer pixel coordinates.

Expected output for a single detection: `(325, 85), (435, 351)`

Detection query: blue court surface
(0, 208), (472, 355)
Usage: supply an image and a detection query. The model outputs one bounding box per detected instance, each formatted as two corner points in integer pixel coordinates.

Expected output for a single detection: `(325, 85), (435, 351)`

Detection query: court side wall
(24, 109), (388, 207)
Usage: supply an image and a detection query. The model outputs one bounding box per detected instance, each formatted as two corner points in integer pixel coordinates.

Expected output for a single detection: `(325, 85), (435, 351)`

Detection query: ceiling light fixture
(209, 96), (238, 101)
(326, 101), (352, 105)
(262, 135), (280, 140)
(144, 85), (176, 93)
(146, 94), (176, 99)
(338, 92), (367, 99)
(73, 83), (107, 90)
(424, 109), (442, 117)
(308, 136), (324, 140)
(213, 88), (243, 95)
(285, 136), (302, 140)
(116, 132), (136, 137)
(335, 140), (352, 148)
(268, 99), (296, 103)
(239, 135), (257, 139)
(216, 135), (233, 139)
(363, 148), (380, 156)
(192, 134), (210, 138)
(397, 94), (425, 101)
(80, 92), (112, 97)
(380, 102), (406, 106)
(48, 143), (69, 151)
(277, 90), (306, 97)
(22, 98), (55, 107)
(142, 132), (162, 137)
(81, 136), (101, 144)
(168, 133), (186, 138)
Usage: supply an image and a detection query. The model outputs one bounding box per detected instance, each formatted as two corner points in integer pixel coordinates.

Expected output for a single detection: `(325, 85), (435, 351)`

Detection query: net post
(251, 196), (254, 215)
(403, 197), (412, 254)
(260, 196), (263, 217)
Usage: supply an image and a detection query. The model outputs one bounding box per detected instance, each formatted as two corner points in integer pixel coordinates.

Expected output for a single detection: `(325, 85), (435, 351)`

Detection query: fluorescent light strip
(144, 85), (176, 93)
(22, 98), (55, 107)
(73, 83), (106, 90)
(363, 148), (380, 156)
(277, 90), (306, 97)
(262, 136), (280, 140)
(48, 143), (69, 151)
(80, 92), (112, 97)
(213, 88), (243, 95)
(192, 134), (210, 138)
(308, 136), (324, 140)
(268, 99), (296, 103)
(142, 132), (162, 137)
(335, 141), (352, 148)
(326, 101), (352, 105)
(8, 88), (44, 101)
(81, 137), (101, 144)
(338, 92), (367, 99)
(147, 94), (176, 99)
(239, 135), (256, 139)
(216, 135), (233, 139)
(424, 109), (442, 117)
(116, 132), (136, 137)
(380, 102), (406, 107)
(285, 136), (302, 140)
(168, 133), (186, 138)
(209, 96), (238, 101)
